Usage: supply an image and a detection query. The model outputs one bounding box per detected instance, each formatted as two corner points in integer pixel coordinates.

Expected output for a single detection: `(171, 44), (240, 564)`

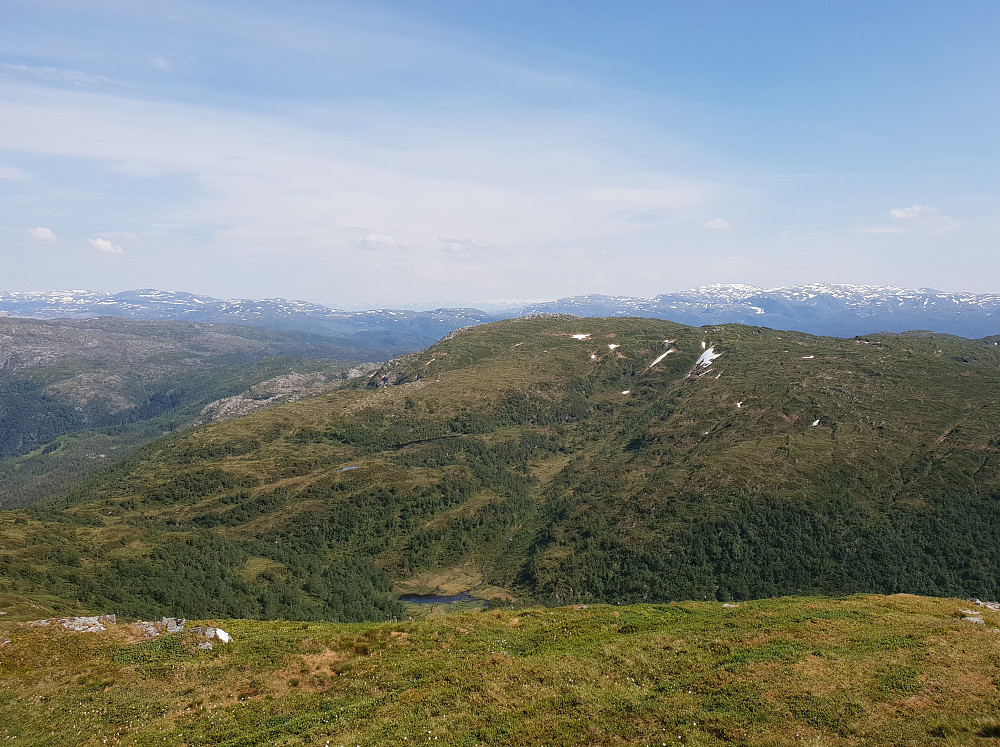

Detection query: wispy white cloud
(583, 186), (707, 211)
(889, 204), (960, 232)
(89, 237), (123, 254)
(354, 233), (399, 250)
(850, 204), (960, 236)
(28, 227), (55, 241)
(890, 204), (935, 219)
(1, 63), (135, 89)
(149, 57), (172, 72)
(0, 81), (731, 262)
(0, 165), (30, 180)
(703, 218), (732, 230)
(850, 225), (907, 235)
(438, 237), (497, 258)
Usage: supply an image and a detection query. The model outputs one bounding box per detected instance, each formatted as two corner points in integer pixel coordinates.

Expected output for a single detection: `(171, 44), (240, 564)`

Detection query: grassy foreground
(2, 594), (1000, 746)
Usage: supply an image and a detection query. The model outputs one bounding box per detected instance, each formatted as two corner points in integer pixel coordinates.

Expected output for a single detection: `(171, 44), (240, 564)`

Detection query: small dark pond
(399, 591), (481, 605)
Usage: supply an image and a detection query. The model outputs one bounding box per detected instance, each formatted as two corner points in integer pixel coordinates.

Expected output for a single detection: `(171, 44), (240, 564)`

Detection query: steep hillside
(2, 594), (1000, 746)
(3, 316), (1000, 621)
(0, 317), (384, 508)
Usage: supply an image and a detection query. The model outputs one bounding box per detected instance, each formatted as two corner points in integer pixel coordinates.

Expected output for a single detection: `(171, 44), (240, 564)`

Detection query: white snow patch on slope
(621, 390), (630, 395)
(696, 346), (722, 367)
(812, 419), (820, 426)
(802, 355), (814, 359)
(571, 333), (590, 340)
(608, 344), (619, 350)
(701, 340), (707, 350)
(648, 349), (676, 368)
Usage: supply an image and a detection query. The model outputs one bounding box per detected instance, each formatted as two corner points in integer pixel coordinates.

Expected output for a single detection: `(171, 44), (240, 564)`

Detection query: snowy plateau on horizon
(2, 283), (1000, 341)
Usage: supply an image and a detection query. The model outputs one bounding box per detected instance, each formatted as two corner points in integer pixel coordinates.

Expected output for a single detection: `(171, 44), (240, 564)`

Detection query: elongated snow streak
(571, 333), (590, 340)
(701, 340), (707, 350)
(811, 419), (820, 427)
(696, 346), (722, 367)
(647, 349), (676, 368)
(621, 390), (630, 395)
(802, 355), (814, 359)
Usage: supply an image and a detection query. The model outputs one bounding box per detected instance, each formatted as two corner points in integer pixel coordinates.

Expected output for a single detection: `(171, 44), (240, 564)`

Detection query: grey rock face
(160, 617), (185, 633)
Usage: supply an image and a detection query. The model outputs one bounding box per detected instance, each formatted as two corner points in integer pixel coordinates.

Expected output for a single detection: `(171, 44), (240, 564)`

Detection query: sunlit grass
(2, 594), (1000, 745)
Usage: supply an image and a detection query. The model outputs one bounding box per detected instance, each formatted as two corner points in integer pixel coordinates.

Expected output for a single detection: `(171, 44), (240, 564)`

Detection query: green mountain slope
(0, 316), (387, 508)
(3, 316), (1000, 620)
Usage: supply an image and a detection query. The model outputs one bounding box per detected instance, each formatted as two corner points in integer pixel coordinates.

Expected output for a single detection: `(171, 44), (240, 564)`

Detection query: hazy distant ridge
(520, 283), (1000, 338)
(0, 289), (497, 349)
(4, 283), (1000, 338)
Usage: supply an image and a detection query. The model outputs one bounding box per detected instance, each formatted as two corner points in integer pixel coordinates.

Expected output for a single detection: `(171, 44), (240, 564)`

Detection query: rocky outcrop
(30, 615), (117, 632)
(971, 598), (1000, 611)
(134, 617), (185, 637)
(199, 366), (377, 422)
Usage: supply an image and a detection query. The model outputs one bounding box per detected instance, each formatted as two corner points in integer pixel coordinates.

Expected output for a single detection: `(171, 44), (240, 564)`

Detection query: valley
(0, 317), (386, 509)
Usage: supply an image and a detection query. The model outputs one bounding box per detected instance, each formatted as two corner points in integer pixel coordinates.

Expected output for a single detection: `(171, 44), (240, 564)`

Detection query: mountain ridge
(5, 283), (1000, 339)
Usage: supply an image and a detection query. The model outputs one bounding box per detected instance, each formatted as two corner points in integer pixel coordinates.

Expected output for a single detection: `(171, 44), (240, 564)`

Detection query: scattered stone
(30, 615), (116, 632)
(0, 611), (7, 615)
(133, 617), (186, 637)
(959, 610), (986, 625)
(722, 603), (738, 608)
(197, 641), (214, 651)
(971, 598), (1000, 611)
(135, 621), (161, 638)
(190, 626), (232, 644)
(161, 617), (185, 633)
(55, 615), (116, 632)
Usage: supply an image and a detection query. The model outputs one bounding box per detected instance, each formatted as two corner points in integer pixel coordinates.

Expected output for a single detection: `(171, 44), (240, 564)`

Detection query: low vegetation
(2, 594), (1000, 745)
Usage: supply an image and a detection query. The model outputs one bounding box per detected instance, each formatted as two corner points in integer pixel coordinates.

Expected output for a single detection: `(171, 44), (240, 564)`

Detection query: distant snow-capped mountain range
(520, 284), (1000, 338)
(3, 284), (1000, 342)
(0, 289), (496, 350)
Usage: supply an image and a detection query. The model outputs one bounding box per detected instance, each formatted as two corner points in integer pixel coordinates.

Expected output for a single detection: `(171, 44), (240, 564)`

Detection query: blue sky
(1, 0), (998, 308)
